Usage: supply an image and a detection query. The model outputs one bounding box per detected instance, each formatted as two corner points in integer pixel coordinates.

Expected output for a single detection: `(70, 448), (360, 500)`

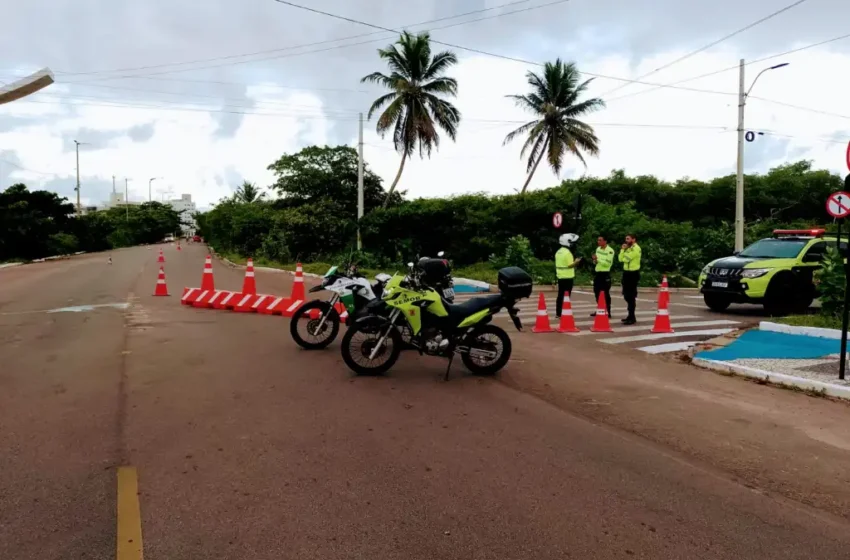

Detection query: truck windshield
(738, 239), (808, 259)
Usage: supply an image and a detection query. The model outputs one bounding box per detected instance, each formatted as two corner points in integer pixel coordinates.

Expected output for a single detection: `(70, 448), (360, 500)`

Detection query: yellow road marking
(117, 466), (144, 560)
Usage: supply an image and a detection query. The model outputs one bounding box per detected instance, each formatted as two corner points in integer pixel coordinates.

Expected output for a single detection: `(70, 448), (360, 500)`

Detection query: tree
(234, 180), (266, 203)
(267, 145), (400, 214)
(504, 59), (605, 194)
(361, 31), (461, 207)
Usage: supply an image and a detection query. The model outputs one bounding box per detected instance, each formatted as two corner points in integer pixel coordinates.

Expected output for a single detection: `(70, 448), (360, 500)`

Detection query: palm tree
(504, 60), (605, 194)
(234, 180), (265, 203)
(361, 31), (461, 208)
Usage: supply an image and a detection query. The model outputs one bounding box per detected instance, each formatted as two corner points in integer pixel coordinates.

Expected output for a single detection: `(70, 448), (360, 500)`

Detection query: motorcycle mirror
(437, 251), (445, 257)
(407, 262), (414, 268)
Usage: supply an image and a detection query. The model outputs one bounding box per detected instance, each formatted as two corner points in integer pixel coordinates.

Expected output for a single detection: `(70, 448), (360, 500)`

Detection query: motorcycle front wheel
(461, 324), (512, 375)
(289, 300), (340, 350)
(341, 319), (402, 376)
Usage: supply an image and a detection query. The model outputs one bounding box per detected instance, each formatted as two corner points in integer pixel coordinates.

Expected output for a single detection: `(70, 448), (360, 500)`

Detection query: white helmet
(559, 233), (579, 247)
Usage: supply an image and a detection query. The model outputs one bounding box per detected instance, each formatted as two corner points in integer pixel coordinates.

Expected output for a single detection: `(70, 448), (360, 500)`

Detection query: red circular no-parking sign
(552, 212), (563, 228)
(845, 140), (850, 172)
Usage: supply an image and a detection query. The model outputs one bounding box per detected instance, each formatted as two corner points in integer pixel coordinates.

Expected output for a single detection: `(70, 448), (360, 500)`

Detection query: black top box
(498, 267), (533, 299)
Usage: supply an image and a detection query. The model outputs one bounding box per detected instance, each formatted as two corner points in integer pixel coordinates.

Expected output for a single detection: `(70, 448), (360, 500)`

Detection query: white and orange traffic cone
(557, 294), (580, 333)
(200, 254), (215, 291)
(177, 242), (182, 252)
(651, 279), (674, 333)
(590, 292), (614, 333)
(531, 292), (554, 333)
(153, 266), (169, 296)
(157, 249), (165, 263)
(242, 258), (257, 295)
(290, 262), (305, 301)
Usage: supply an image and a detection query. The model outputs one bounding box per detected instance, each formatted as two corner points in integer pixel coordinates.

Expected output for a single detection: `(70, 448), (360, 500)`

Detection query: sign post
(842, 180), (850, 381)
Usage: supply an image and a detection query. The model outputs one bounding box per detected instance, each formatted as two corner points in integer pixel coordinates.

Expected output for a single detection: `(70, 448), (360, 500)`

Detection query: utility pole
(148, 177), (157, 203)
(125, 178), (130, 222)
(734, 59), (789, 252)
(112, 175), (116, 195)
(74, 140), (83, 216)
(735, 59), (745, 252)
(357, 112), (364, 251)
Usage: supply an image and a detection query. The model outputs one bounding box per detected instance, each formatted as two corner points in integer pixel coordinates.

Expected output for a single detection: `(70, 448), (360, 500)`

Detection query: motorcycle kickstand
(444, 351), (455, 382)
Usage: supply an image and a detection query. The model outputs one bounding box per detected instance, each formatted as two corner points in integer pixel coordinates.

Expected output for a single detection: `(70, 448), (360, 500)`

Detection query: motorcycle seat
(443, 294), (503, 320)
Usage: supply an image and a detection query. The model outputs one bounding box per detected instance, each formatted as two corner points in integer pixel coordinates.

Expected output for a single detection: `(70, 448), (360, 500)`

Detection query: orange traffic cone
(290, 262), (305, 301)
(242, 258), (257, 295)
(557, 295), (580, 333)
(531, 292), (554, 333)
(153, 266), (169, 296)
(201, 254), (215, 291)
(177, 242), (182, 252)
(157, 249), (165, 263)
(651, 279), (674, 333)
(590, 292), (614, 333)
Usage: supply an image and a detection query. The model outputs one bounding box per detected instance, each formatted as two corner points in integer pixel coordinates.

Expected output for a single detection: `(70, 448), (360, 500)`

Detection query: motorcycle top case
(497, 267), (533, 299)
(417, 258), (452, 284)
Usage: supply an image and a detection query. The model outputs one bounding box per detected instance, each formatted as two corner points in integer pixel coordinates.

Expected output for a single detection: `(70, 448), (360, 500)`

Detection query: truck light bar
(772, 229), (825, 237)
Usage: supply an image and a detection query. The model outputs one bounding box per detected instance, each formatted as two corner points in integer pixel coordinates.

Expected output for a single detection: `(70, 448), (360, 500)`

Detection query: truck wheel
(704, 293), (731, 312)
(764, 273), (795, 317)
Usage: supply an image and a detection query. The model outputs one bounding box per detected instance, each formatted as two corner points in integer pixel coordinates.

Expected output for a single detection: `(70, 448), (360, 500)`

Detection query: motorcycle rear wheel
(461, 324), (512, 375)
(289, 300), (340, 350)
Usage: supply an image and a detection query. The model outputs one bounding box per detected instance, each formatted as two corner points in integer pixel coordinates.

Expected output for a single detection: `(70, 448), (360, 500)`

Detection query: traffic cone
(153, 266), (169, 296)
(290, 262), (305, 301)
(200, 254), (215, 291)
(590, 292), (614, 333)
(157, 249), (165, 263)
(659, 275), (670, 308)
(241, 258), (257, 295)
(557, 295), (580, 333)
(651, 281), (674, 334)
(177, 242), (182, 252)
(531, 292), (554, 333)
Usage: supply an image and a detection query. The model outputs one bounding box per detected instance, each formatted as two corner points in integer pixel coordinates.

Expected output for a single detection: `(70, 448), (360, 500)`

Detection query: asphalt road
(2, 244), (850, 560)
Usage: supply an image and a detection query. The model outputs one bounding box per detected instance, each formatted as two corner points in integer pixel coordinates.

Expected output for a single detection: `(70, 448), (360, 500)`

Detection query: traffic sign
(846, 140), (850, 172)
(552, 212), (563, 228)
(826, 191), (850, 219)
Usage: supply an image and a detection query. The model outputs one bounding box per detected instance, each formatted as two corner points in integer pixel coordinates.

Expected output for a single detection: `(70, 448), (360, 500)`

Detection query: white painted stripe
(600, 328), (734, 344)
(575, 320), (739, 336)
(196, 290), (209, 301)
(157, 279), (166, 284)
(294, 277), (304, 282)
(267, 296), (283, 309)
(637, 341), (701, 354)
(536, 310), (546, 316)
(252, 295), (268, 309)
(286, 300), (303, 312)
(208, 291), (223, 304)
(245, 271), (255, 277)
(181, 288), (198, 301)
(237, 294), (252, 306)
(221, 292), (236, 305)
(657, 309), (669, 316)
(203, 269), (213, 274)
(685, 296), (704, 299)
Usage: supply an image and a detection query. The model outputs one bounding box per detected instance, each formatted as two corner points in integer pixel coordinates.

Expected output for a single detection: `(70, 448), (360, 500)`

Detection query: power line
(58, 0), (573, 83)
(599, 0), (808, 98)
(606, 31), (850, 103)
(750, 95), (850, 120)
(0, 158), (63, 177)
(270, 0), (736, 96)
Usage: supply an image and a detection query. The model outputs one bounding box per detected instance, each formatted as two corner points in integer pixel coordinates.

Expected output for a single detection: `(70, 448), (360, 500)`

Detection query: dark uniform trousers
(593, 271), (612, 316)
(622, 270), (640, 320)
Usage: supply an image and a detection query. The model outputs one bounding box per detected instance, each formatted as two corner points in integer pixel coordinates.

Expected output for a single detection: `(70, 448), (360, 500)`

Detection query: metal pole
(112, 175), (116, 195)
(125, 178), (130, 222)
(841, 217), (849, 381)
(75, 141), (81, 217)
(734, 58), (745, 252)
(357, 112), (364, 251)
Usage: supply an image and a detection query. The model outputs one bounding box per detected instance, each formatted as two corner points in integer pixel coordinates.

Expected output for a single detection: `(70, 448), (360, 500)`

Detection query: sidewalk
(502, 330), (850, 522)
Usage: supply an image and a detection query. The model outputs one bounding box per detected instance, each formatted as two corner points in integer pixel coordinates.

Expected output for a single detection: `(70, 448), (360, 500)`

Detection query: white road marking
(574, 320), (739, 336)
(600, 328), (735, 344)
(637, 341), (703, 354)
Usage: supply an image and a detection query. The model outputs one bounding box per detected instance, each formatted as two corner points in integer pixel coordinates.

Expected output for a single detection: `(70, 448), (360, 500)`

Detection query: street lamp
(74, 140), (90, 217)
(735, 60), (789, 252)
(148, 177), (162, 202)
(0, 68), (54, 105)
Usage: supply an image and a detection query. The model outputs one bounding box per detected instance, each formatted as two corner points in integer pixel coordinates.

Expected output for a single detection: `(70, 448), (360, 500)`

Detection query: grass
(774, 314), (844, 330)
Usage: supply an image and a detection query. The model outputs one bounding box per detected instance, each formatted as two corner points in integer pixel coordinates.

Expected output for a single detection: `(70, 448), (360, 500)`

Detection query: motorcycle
(289, 253), (455, 350)
(340, 265), (533, 379)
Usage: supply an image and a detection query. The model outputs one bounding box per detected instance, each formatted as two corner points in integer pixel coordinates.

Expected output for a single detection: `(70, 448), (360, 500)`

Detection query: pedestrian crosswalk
(453, 291), (746, 356)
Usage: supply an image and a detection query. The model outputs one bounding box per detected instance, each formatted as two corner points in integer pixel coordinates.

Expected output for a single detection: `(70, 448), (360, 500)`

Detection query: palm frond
(422, 51), (458, 81)
(366, 92), (399, 120)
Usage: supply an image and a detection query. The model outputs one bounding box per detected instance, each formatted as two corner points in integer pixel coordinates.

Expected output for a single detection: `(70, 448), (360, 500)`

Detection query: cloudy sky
(1, 0), (849, 209)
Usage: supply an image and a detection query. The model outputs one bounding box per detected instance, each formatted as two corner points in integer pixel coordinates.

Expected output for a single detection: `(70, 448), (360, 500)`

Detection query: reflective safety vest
(595, 245), (614, 272)
(619, 243), (642, 271)
(555, 247), (575, 280)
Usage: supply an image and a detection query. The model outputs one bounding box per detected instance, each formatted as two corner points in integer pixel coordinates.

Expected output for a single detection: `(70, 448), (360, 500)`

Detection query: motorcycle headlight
(741, 268), (769, 279)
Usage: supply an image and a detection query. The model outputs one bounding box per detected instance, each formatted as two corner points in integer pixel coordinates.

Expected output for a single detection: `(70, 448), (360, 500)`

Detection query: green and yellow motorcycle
(340, 265), (532, 379)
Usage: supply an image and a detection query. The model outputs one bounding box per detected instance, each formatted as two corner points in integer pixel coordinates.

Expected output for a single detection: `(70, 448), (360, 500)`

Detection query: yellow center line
(117, 466), (144, 560)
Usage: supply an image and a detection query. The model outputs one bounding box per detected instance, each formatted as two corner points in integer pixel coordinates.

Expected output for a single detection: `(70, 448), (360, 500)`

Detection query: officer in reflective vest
(590, 235), (614, 317)
(555, 233), (582, 318)
(619, 233), (642, 325)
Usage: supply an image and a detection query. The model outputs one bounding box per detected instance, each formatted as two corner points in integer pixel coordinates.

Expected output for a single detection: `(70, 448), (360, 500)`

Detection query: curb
(760, 320), (841, 340)
(214, 253), (324, 279)
(692, 357), (850, 401)
(0, 262), (23, 270)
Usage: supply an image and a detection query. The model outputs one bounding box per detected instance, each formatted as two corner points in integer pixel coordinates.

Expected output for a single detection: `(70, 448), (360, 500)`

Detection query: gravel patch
(730, 358), (850, 387)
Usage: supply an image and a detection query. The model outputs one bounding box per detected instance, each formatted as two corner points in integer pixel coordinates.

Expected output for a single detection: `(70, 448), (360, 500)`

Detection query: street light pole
(73, 140), (89, 217)
(734, 59), (789, 252)
(125, 178), (131, 222)
(357, 112), (364, 251)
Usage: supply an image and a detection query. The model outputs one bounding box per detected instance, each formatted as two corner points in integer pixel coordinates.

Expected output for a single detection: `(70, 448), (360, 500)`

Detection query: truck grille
(708, 267), (743, 278)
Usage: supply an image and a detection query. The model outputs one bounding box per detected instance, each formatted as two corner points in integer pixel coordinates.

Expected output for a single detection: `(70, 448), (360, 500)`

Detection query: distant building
(105, 192), (141, 209)
(166, 193), (197, 236)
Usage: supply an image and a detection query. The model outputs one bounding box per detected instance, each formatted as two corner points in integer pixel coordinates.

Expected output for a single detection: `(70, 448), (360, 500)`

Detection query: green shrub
(816, 245), (845, 317)
(489, 234), (534, 271)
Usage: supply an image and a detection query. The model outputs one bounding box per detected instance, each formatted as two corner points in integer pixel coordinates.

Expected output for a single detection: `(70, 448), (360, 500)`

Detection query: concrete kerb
(692, 357), (850, 401)
(759, 320), (842, 340)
